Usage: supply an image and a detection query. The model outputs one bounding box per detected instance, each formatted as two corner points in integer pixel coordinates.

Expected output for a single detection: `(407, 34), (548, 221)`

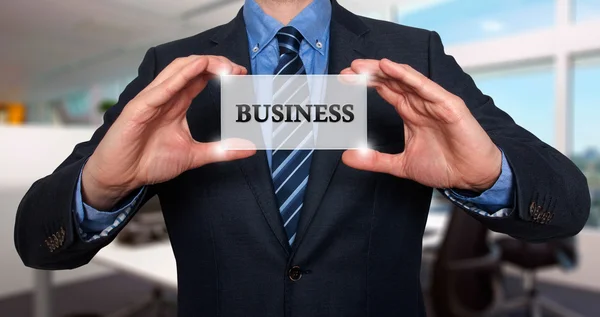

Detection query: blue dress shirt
(74, 0), (515, 241)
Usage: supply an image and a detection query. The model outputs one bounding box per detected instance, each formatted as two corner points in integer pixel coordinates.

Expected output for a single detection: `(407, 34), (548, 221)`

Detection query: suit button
(288, 266), (303, 281)
(529, 202), (537, 213)
(530, 202), (539, 215)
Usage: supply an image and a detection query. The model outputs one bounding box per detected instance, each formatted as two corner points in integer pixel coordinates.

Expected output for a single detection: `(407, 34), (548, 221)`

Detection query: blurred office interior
(1, 0), (599, 316)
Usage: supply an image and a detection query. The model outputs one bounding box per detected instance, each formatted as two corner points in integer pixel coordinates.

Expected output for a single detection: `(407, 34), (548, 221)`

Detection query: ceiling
(0, 0), (441, 101)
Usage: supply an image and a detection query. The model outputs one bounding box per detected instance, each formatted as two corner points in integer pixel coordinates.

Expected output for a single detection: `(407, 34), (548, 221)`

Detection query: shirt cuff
(445, 150), (515, 216)
(73, 166), (144, 238)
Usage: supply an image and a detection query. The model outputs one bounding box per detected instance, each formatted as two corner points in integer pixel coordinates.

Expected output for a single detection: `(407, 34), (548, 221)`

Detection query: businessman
(15, 0), (590, 316)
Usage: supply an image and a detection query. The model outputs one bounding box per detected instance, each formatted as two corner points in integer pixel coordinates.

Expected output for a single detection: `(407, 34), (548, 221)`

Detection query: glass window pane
(575, 0), (600, 23)
(573, 57), (600, 229)
(397, 0), (554, 45)
(471, 66), (555, 147)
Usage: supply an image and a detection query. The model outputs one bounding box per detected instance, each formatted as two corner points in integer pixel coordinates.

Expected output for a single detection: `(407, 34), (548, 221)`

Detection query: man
(15, 0), (590, 316)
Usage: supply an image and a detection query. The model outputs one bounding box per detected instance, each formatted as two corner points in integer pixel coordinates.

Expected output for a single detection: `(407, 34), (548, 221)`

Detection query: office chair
(496, 237), (583, 317)
(117, 195), (168, 245)
(429, 207), (506, 317)
(427, 207), (544, 317)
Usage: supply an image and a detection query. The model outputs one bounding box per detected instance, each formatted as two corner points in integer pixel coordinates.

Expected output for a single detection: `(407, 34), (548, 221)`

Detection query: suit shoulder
(151, 24), (226, 61)
(358, 16), (432, 40)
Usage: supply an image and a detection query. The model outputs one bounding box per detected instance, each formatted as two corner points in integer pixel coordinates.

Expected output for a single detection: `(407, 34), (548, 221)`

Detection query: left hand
(341, 59), (502, 193)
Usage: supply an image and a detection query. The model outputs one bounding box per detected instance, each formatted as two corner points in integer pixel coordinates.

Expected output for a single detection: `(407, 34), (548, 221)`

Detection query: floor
(0, 273), (598, 317)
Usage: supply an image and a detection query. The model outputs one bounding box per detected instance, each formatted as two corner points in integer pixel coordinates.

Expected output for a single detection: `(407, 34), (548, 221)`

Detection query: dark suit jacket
(15, 1), (590, 316)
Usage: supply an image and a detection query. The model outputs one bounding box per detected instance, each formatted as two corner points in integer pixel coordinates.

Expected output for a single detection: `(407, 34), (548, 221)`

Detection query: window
(471, 66), (555, 146)
(574, 0), (600, 23)
(397, 0), (554, 45)
(573, 57), (600, 228)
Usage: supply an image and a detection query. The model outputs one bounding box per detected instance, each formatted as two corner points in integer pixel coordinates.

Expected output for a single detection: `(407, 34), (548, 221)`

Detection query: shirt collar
(243, 0), (331, 58)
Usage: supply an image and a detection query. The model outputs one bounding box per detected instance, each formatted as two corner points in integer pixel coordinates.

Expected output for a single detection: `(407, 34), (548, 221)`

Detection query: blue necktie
(272, 26), (314, 245)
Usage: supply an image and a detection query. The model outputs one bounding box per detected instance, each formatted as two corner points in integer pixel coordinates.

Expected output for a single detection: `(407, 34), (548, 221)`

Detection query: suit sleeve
(427, 31), (591, 242)
(14, 48), (158, 270)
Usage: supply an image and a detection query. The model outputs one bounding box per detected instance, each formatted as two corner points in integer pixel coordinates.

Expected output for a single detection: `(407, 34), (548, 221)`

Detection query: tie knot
(277, 26), (303, 55)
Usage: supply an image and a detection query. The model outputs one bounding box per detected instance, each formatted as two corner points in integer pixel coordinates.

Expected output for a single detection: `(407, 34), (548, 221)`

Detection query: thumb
(190, 138), (256, 168)
(342, 148), (404, 177)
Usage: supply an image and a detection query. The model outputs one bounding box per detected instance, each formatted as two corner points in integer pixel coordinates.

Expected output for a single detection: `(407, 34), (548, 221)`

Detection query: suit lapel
(207, 9), (251, 72)
(292, 1), (376, 250)
(208, 9), (292, 255)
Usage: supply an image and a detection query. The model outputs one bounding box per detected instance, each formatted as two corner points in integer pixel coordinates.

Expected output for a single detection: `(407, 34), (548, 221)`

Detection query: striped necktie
(271, 26), (314, 245)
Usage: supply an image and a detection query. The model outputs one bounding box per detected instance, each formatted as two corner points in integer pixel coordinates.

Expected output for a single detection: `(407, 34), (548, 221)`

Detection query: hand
(340, 59), (502, 192)
(82, 55), (255, 210)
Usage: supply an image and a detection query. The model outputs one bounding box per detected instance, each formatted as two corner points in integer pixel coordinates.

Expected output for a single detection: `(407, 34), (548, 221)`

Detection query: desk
(35, 211), (449, 317)
(423, 212), (447, 249)
(95, 241), (177, 289)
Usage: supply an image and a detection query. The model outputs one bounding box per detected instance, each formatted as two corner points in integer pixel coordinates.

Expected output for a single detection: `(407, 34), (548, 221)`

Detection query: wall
(0, 126), (113, 299)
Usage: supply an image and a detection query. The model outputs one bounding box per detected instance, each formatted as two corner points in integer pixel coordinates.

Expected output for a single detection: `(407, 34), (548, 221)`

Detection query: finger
(350, 59), (388, 79)
(202, 56), (245, 79)
(342, 149), (405, 177)
(190, 139), (256, 168)
(340, 67), (355, 75)
(348, 60), (412, 92)
(213, 56), (247, 75)
(374, 84), (407, 111)
(202, 55), (236, 76)
(183, 71), (221, 102)
(230, 63), (247, 75)
(337, 72), (367, 86)
(148, 55), (242, 92)
(369, 82), (421, 127)
(144, 56), (204, 92)
(220, 56), (247, 73)
(343, 63), (395, 91)
(232, 62), (248, 75)
(182, 76), (211, 101)
(144, 57), (233, 107)
(227, 61), (247, 75)
(181, 60), (241, 101)
(182, 57), (247, 102)
(379, 59), (448, 103)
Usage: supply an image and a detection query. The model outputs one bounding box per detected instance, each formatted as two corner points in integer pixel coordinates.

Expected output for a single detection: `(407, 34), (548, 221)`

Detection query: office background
(1, 0), (599, 316)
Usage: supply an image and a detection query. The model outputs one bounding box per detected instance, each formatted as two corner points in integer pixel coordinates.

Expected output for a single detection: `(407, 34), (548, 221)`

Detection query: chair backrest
(430, 207), (495, 317)
(552, 237), (578, 268)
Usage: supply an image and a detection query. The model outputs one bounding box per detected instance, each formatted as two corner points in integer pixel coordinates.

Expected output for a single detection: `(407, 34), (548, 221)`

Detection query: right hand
(82, 55), (256, 210)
